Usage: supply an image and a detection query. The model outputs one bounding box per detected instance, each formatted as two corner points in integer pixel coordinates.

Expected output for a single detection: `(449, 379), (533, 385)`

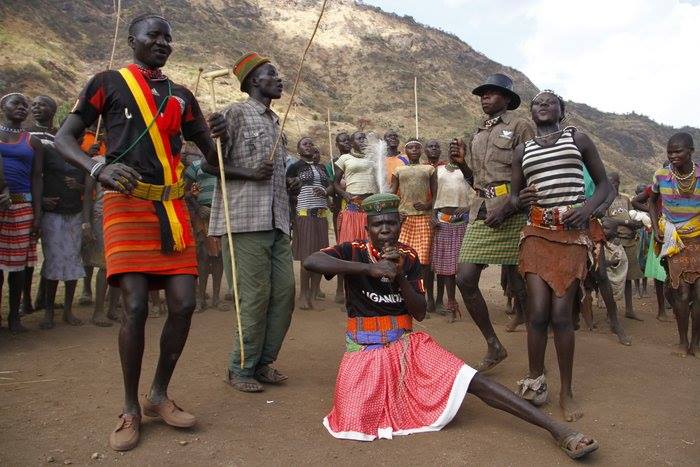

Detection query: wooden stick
(207, 79), (245, 369)
(193, 67), (204, 97)
(0, 379), (56, 386)
(268, 0), (328, 161)
(95, 0), (122, 143)
(327, 108), (334, 176)
(414, 76), (419, 139)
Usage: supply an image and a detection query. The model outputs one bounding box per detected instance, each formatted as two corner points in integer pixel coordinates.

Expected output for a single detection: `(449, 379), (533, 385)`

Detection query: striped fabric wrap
(346, 314), (413, 350)
(103, 193), (196, 286)
(117, 65), (190, 252)
(0, 202), (37, 272)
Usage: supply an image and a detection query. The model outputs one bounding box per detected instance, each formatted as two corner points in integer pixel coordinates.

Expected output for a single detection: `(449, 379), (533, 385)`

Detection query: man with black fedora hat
(205, 52), (295, 393)
(449, 73), (534, 372)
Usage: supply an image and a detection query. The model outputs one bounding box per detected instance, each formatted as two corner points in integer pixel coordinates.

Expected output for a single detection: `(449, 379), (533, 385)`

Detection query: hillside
(1, 0), (697, 189)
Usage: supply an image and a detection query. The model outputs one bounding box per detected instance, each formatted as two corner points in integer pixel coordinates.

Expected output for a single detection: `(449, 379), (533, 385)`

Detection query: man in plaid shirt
(205, 52), (294, 393)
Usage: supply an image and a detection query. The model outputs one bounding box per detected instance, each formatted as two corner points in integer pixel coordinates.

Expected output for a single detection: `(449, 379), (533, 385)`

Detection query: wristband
(89, 161), (106, 179)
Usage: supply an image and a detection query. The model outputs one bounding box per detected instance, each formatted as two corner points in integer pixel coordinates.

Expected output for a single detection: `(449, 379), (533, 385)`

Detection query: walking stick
(267, 0), (328, 161)
(202, 68), (245, 368)
(95, 0), (121, 143)
(414, 75), (419, 139)
(327, 108), (334, 177)
(193, 67), (204, 97)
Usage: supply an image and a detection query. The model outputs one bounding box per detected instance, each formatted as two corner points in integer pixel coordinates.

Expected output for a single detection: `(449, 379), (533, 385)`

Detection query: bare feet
(426, 297), (436, 314)
(91, 314), (113, 327)
(78, 293), (93, 306)
(299, 295), (313, 310)
(560, 393), (584, 422)
(611, 324), (631, 346)
(213, 300), (230, 312)
(475, 343), (508, 372)
(625, 311), (644, 321)
(688, 344), (698, 357)
(505, 314), (525, 332)
(39, 317), (55, 330)
(195, 300), (207, 314)
(656, 313), (674, 323)
(315, 291), (326, 301)
(9, 321), (29, 334)
(63, 312), (83, 326)
(334, 292), (344, 304)
(671, 343), (688, 357)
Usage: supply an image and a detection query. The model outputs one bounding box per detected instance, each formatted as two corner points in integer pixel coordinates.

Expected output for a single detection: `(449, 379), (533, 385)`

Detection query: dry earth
(0, 266), (698, 466)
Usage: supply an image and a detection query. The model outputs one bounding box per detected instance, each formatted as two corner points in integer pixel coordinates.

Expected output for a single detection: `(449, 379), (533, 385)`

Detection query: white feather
(365, 132), (388, 193)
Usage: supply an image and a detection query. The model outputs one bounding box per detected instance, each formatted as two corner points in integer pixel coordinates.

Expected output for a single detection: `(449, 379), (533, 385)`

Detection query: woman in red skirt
(333, 131), (378, 243)
(0, 93), (44, 333)
(303, 193), (599, 460)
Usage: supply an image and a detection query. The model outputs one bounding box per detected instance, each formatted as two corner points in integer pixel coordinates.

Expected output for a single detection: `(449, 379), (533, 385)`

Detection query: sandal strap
(560, 432), (585, 451)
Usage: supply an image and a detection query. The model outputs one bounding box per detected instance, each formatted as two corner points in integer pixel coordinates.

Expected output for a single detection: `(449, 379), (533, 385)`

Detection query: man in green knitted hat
(301, 193), (599, 460)
(204, 52), (295, 393)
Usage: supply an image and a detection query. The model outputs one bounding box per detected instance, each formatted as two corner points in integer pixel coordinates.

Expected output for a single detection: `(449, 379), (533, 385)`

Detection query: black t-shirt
(28, 125), (84, 215)
(71, 67), (208, 184)
(322, 240), (424, 318)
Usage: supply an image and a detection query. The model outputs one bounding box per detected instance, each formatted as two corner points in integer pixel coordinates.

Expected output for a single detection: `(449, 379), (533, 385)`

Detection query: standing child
(648, 132), (700, 356)
(390, 140), (437, 313)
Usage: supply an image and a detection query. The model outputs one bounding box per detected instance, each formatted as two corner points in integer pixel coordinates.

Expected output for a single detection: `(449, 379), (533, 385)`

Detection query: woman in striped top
(286, 137), (331, 309)
(509, 91), (611, 423)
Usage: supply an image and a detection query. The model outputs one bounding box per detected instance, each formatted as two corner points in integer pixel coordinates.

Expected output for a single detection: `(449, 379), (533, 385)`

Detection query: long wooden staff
(203, 70), (245, 368)
(267, 0), (328, 161)
(94, 0), (121, 142)
(193, 67), (204, 97)
(414, 76), (419, 139)
(327, 108), (334, 177)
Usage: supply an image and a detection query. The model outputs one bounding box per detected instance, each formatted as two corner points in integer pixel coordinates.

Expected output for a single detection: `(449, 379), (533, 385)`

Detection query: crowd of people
(0, 12), (698, 460)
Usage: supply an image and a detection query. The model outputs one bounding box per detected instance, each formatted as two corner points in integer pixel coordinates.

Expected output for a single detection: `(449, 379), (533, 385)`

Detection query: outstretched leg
(468, 374), (597, 457)
(457, 262), (506, 371)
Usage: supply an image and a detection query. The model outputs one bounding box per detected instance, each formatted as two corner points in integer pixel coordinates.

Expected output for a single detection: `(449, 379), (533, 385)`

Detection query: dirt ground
(0, 265), (698, 466)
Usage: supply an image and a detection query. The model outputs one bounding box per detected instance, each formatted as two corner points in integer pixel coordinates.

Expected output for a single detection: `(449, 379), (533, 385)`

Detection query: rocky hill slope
(1, 0), (697, 189)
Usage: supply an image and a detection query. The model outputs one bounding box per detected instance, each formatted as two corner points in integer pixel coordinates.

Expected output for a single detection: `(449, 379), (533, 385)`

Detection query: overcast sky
(364, 0), (700, 129)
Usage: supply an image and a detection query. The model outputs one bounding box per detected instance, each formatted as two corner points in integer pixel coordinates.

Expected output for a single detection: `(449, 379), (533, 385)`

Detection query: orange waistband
(346, 314), (413, 333)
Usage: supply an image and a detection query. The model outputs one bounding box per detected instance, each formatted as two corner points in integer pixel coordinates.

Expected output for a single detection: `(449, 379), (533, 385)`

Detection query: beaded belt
(529, 204), (583, 230)
(437, 210), (467, 224)
(9, 192), (32, 203)
(298, 207), (328, 217)
(346, 314), (413, 345)
(476, 183), (510, 199)
(106, 180), (185, 201)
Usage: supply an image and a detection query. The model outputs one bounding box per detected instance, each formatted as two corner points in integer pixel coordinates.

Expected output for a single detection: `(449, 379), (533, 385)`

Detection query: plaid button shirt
(209, 98), (290, 236)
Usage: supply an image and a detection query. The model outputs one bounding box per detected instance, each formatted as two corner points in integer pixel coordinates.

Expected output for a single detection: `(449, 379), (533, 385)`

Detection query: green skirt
(644, 236), (666, 281)
(459, 214), (527, 266)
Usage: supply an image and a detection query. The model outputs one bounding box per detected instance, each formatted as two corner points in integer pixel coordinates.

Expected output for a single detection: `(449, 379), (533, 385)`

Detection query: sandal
(225, 371), (264, 393)
(474, 348), (508, 372)
(559, 432), (599, 459)
(517, 374), (548, 406)
(254, 365), (288, 384)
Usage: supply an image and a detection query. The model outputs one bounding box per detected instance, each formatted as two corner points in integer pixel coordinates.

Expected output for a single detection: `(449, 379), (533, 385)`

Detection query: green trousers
(222, 229), (295, 377)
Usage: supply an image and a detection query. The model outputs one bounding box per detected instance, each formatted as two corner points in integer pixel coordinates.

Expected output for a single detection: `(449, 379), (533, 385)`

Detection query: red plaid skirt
(0, 202), (37, 272)
(399, 215), (433, 264)
(323, 332), (476, 441)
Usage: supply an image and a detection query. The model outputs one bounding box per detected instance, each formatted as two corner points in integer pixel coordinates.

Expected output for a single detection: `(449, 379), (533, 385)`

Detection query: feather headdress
(365, 132), (388, 194)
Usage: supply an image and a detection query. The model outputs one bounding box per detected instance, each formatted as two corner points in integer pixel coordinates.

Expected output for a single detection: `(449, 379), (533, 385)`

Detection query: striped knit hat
(233, 52), (271, 91)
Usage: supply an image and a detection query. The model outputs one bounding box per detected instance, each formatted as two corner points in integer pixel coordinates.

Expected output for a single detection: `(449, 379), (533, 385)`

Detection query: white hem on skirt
(322, 363), (477, 441)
